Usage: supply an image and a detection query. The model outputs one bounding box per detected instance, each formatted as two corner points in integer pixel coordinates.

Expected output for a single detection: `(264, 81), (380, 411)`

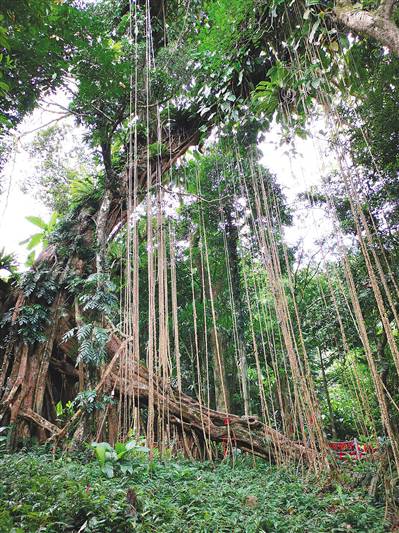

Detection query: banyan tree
(1, 0), (399, 476)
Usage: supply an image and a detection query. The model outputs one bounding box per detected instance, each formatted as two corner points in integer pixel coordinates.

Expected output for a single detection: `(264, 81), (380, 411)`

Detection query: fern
(0, 248), (17, 274)
(79, 273), (118, 318)
(63, 273), (116, 367)
(73, 390), (97, 413)
(2, 304), (50, 344)
(20, 269), (59, 303)
(64, 322), (109, 367)
(77, 323), (94, 342)
(70, 174), (104, 209)
(73, 390), (114, 415)
(62, 327), (77, 343)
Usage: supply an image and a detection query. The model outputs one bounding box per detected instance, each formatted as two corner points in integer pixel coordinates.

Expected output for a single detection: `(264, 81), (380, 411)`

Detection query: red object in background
(221, 434), (376, 461)
(328, 439), (376, 460)
(363, 443), (377, 453)
(329, 441), (355, 451)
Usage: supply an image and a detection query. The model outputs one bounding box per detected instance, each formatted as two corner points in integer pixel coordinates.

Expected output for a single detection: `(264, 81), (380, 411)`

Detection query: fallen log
(45, 334), (317, 464)
(2, 328), (316, 464)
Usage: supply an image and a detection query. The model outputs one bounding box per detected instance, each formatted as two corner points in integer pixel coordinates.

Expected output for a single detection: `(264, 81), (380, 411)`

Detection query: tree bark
(335, 0), (399, 56)
(47, 333), (317, 463)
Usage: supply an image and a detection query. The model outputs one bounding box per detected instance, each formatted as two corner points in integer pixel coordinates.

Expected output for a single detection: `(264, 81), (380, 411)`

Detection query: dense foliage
(0, 0), (399, 527)
(0, 450), (387, 532)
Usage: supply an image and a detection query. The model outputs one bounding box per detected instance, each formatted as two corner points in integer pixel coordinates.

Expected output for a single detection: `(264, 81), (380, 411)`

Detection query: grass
(0, 448), (387, 532)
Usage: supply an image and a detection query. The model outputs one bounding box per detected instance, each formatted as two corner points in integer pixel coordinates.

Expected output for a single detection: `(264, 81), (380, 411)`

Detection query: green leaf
(329, 41), (339, 52)
(126, 441), (150, 453)
(91, 442), (114, 467)
(25, 216), (47, 230)
(114, 442), (128, 459)
(268, 64), (286, 88)
(48, 211), (59, 230)
(134, 446), (150, 453)
(101, 463), (114, 478)
(27, 233), (43, 250)
(56, 401), (63, 417)
(119, 462), (133, 475)
(0, 115), (12, 127)
(26, 251), (36, 267)
(93, 444), (106, 467)
(338, 34), (350, 49)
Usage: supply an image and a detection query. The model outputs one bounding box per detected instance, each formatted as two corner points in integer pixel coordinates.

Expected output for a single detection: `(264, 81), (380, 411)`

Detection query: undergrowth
(0, 449), (387, 532)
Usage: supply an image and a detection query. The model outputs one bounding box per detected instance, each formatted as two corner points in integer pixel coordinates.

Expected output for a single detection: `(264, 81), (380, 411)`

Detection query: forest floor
(0, 448), (388, 532)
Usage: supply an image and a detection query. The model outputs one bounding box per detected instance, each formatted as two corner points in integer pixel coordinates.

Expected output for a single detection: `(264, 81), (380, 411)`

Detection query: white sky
(0, 151), (50, 266)
(0, 92), (335, 269)
(260, 125), (336, 264)
(0, 91), (73, 266)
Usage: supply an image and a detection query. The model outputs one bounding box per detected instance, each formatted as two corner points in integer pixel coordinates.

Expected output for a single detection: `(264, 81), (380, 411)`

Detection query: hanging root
(0, 309), (316, 464)
(44, 334), (317, 464)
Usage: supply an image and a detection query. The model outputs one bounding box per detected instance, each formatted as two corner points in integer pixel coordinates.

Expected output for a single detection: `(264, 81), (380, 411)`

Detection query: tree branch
(378, 0), (398, 19)
(334, 0), (399, 56)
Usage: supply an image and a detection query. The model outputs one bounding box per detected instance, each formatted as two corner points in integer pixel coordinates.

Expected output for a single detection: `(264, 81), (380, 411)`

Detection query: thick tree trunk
(335, 0), (399, 56)
(0, 120), (199, 439)
(47, 333), (316, 463)
(0, 112), (315, 463)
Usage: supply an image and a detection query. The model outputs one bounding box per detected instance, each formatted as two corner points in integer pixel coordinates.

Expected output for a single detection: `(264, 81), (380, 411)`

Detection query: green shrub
(91, 439), (149, 478)
(0, 450), (387, 532)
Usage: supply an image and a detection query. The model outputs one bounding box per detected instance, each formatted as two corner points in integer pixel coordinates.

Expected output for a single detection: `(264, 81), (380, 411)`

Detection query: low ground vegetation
(0, 448), (387, 532)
